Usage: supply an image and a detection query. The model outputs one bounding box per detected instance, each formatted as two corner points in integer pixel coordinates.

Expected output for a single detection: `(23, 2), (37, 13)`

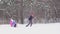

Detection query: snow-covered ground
(0, 23), (60, 34)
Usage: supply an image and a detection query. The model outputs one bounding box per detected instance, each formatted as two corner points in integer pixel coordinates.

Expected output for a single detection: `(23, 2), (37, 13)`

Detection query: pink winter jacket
(10, 19), (13, 27)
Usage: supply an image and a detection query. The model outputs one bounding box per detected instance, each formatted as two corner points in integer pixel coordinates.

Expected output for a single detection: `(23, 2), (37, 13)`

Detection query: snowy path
(0, 23), (60, 34)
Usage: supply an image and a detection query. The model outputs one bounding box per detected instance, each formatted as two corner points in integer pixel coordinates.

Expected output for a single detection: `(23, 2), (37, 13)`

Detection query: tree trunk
(20, 0), (23, 24)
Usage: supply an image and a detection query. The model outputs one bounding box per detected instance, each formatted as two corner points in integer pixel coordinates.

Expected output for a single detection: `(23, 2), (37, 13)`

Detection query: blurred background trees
(0, 0), (60, 24)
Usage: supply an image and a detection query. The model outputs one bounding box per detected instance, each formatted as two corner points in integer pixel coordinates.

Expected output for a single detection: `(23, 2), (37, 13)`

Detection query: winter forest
(0, 0), (60, 24)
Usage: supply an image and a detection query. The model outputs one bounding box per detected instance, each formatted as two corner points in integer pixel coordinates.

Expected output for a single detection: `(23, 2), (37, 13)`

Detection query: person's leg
(30, 20), (32, 27)
(14, 24), (16, 27)
(26, 20), (30, 27)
